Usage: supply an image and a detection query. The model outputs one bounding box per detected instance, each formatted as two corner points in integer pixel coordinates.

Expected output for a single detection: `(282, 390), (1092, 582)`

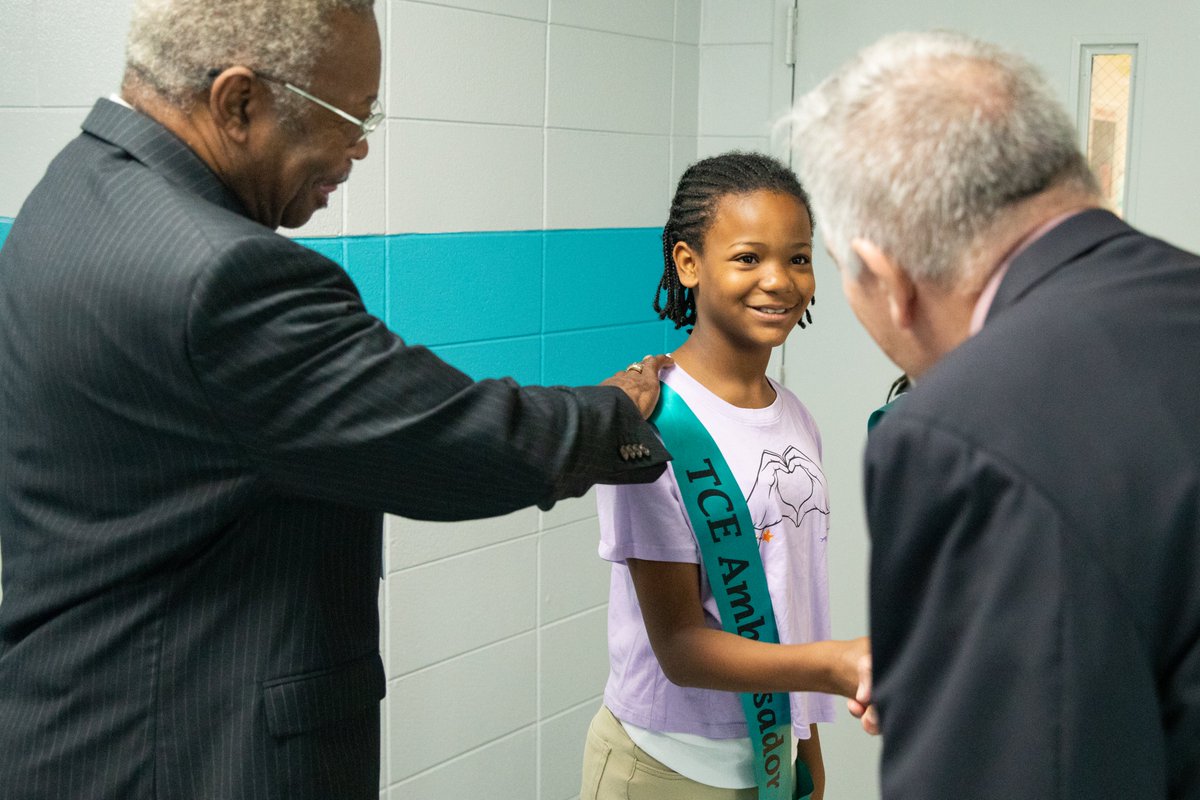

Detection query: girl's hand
(833, 636), (871, 698)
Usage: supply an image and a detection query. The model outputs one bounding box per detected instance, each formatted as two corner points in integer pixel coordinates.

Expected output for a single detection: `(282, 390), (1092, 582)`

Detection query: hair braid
(654, 151), (815, 330)
(652, 227), (695, 328)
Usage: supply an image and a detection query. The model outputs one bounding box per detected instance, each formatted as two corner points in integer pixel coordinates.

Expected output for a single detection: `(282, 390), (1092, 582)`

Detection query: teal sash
(866, 394), (905, 432)
(651, 383), (801, 799)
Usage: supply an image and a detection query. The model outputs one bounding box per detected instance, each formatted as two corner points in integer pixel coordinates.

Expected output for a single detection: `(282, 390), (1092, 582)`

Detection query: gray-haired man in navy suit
(0, 2), (671, 798)
(790, 31), (1200, 799)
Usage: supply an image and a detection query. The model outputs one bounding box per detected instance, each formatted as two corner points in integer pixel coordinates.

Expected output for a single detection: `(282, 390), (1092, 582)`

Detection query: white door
(782, 3), (1199, 798)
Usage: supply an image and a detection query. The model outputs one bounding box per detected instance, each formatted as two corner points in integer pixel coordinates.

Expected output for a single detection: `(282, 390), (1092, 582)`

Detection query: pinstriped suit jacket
(0, 99), (668, 800)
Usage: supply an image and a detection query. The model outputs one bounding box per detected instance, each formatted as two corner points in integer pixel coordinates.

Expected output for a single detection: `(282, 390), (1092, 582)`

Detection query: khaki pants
(580, 706), (757, 800)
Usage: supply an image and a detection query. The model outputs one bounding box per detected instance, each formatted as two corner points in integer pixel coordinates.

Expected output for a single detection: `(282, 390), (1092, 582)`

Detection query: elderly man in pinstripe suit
(0, 2), (671, 798)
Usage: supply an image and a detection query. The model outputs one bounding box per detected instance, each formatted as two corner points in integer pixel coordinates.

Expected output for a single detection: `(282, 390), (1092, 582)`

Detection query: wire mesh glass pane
(1086, 53), (1133, 216)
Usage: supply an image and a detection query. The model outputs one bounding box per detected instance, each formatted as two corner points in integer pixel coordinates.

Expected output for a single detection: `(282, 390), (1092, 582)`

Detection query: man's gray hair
(125, 0), (375, 109)
(788, 30), (1098, 288)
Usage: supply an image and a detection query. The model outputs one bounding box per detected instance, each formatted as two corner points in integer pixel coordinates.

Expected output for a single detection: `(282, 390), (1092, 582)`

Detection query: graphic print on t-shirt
(746, 446), (829, 543)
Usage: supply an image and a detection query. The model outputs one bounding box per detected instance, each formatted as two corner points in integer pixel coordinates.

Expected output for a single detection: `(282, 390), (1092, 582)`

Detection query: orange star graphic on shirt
(761, 529), (773, 543)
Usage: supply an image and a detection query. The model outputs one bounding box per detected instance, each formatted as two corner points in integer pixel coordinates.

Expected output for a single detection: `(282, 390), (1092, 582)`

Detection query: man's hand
(847, 651), (880, 735)
(600, 354), (674, 418)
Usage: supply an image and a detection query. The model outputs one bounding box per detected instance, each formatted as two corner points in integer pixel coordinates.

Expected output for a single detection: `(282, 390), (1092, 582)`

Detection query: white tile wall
(34, 0), (132, 106)
(389, 729), (539, 799)
(388, 508), (540, 570)
(672, 44), (700, 137)
(544, 129), (670, 229)
(539, 607), (609, 716)
(546, 26), (673, 135)
(700, 0), (776, 44)
(417, 0), (549, 22)
(538, 517), (610, 625)
(549, 0), (675, 40)
(670, 134), (698, 192)
(387, 120), (544, 233)
(0, 110), (90, 216)
(0, 1), (38, 107)
(699, 43), (775, 137)
(389, 2), (546, 126)
(388, 633), (537, 780)
(539, 490), (597, 530)
(674, 0), (703, 45)
(387, 538), (537, 675)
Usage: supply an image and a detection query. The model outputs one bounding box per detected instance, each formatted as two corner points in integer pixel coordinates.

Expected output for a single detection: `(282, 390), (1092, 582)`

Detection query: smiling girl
(581, 152), (870, 800)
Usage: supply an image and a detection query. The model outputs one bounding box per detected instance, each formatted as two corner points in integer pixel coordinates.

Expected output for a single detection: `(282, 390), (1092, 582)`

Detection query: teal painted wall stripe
(295, 228), (687, 386)
(0, 218), (685, 389)
(387, 230), (544, 346)
(544, 228), (665, 333)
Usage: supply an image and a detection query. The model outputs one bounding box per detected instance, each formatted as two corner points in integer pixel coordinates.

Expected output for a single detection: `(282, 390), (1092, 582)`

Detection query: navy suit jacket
(0, 99), (667, 799)
(865, 209), (1200, 798)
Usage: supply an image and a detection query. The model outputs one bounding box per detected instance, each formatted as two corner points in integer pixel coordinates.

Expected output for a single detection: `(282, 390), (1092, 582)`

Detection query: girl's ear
(673, 241), (701, 289)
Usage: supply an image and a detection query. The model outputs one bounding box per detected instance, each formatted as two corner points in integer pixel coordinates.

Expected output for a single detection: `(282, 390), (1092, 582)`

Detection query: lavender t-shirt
(598, 364), (837, 739)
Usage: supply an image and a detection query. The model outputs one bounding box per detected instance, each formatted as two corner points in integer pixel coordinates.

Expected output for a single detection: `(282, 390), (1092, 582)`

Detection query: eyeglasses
(255, 71), (383, 143)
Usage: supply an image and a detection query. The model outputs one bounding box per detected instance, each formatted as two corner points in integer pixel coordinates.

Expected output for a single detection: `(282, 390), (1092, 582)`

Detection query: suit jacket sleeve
(185, 233), (667, 521)
(863, 414), (1160, 799)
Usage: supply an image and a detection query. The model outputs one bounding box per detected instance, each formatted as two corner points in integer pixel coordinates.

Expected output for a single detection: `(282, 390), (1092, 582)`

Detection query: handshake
(842, 639), (879, 735)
